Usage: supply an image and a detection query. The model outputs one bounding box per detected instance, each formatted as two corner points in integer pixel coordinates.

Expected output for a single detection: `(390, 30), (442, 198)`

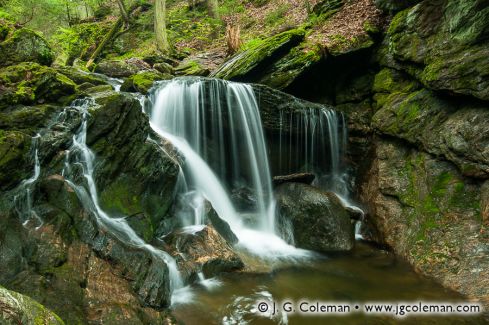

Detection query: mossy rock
(0, 104), (62, 135)
(0, 285), (65, 324)
(385, 0), (489, 100)
(0, 130), (32, 191)
(174, 60), (210, 77)
(257, 42), (324, 89)
(211, 28), (306, 81)
(0, 62), (77, 109)
(55, 66), (108, 86)
(0, 27), (54, 67)
(121, 70), (172, 94)
(372, 87), (489, 178)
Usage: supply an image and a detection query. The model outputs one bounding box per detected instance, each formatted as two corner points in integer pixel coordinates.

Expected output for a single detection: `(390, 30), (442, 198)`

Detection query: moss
(174, 60), (209, 76)
(258, 41), (324, 89)
(121, 71), (172, 93)
(212, 28), (306, 80)
(0, 27), (54, 67)
(387, 8), (409, 35)
(0, 130), (31, 190)
(0, 62), (77, 108)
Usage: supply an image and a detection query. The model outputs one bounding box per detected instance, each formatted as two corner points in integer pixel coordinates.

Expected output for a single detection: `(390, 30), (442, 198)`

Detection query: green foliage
(51, 21), (112, 65)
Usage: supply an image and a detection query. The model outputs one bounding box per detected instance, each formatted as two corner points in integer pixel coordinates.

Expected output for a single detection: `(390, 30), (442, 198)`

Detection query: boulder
(0, 285), (64, 324)
(174, 60), (210, 76)
(165, 225), (244, 281)
(0, 26), (54, 67)
(275, 182), (354, 252)
(0, 130), (31, 191)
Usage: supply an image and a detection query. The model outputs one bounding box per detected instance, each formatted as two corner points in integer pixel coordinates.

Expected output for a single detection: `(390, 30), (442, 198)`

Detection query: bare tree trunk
(86, 17), (123, 69)
(206, 0), (219, 20)
(155, 0), (170, 53)
(225, 24), (241, 56)
(116, 0), (130, 27)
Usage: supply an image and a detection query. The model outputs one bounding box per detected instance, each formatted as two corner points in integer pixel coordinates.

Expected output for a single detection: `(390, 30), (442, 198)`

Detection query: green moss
(121, 71), (172, 93)
(387, 8), (409, 35)
(212, 28), (306, 80)
(174, 60), (209, 76)
(0, 62), (77, 108)
(258, 41), (323, 89)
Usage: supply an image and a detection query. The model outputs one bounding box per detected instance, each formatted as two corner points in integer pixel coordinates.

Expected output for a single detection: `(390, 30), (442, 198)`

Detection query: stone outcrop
(0, 22), (54, 67)
(275, 182), (354, 252)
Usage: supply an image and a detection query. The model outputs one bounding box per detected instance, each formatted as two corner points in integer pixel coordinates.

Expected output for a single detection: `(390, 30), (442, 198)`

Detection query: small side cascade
(14, 134), (43, 229)
(59, 98), (184, 298)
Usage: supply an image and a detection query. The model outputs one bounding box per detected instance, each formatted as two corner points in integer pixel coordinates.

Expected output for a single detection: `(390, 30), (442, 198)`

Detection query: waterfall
(277, 107), (349, 196)
(14, 134), (43, 229)
(277, 107), (365, 238)
(62, 98), (184, 296)
(147, 77), (307, 258)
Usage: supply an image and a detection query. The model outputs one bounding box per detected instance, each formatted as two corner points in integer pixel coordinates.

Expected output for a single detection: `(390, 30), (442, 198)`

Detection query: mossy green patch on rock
(0, 62), (77, 109)
(174, 60), (210, 76)
(0, 27), (54, 67)
(0, 285), (65, 324)
(121, 70), (172, 94)
(211, 28), (306, 81)
(257, 42), (324, 89)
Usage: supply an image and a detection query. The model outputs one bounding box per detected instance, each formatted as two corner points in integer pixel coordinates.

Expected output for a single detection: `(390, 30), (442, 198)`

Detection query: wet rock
(272, 173), (315, 186)
(372, 77), (489, 178)
(0, 25), (54, 67)
(360, 138), (489, 309)
(207, 207), (239, 245)
(0, 285), (64, 324)
(166, 225), (244, 281)
(275, 182), (354, 252)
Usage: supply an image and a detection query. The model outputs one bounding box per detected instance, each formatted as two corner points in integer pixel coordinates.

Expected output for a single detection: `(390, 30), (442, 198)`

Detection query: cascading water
(61, 98), (184, 296)
(147, 77), (307, 258)
(14, 133), (43, 229)
(276, 107), (365, 239)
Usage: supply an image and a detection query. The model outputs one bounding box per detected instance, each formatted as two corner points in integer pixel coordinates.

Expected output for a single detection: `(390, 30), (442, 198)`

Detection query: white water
(14, 134), (43, 229)
(277, 106), (365, 239)
(62, 98), (184, 296)
(148, 78), (309, 259)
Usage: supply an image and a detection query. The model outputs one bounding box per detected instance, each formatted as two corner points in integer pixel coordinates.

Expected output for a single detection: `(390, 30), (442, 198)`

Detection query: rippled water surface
(172, 242), (486, 324)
